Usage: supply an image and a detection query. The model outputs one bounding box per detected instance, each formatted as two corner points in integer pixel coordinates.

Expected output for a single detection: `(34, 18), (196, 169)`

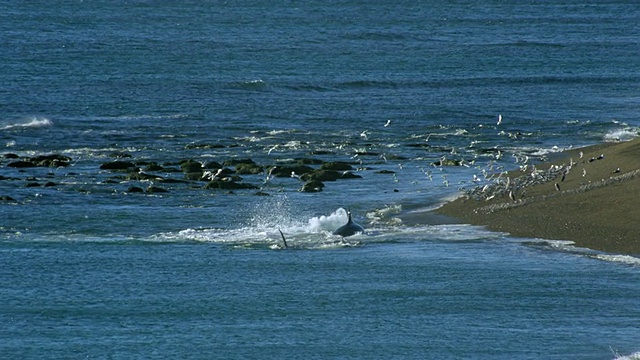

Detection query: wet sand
(430, 138), (640, 256)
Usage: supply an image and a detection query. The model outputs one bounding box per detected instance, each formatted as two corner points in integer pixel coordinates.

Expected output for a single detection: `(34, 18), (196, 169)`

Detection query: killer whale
(333, 209), (364, 237)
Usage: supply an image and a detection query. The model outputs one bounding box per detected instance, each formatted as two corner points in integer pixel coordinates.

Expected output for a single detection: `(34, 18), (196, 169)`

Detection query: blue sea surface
(1, 1), (640, 358)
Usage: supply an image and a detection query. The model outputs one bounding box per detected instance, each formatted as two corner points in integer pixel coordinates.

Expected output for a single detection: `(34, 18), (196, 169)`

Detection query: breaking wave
(1, 117), (53, 130)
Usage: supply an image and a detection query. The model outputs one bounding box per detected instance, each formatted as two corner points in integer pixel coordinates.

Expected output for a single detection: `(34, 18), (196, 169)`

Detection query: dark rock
(125, 172), (164, 181)
(204, 180), (259, 190)
(269, 165), (315, 178)
(340, 171), (362, 179)
(0, 195), (17, 202)
(432, 159), (463, 166)
(294, 158), (324, 165)
(100, 161), (137, 170)
(320, 161), (353, 171)
(3, 153), (20, 159)
(202, 161), (223, 170)
(301, 169), (341, 182)
(180, 160), (203, 173)
(184, 172), (204, 181)
(44, 181), (57, 187)
(146, 186), (169, 193)
(144, 163), (164, 172)
(310, 150), (335, 155)
(185, 143), (225, 150)
(7, 160), (36, 168)
(25, 182), (41, 187)
(235, 163), (264, 174)
(300, 180), (324, 192)
(158, 178), (190, 184)
(376, 170), (396, 174)
(0, 175), (19, 181)
(223, 158), (256, 167)
(127, 186), (144, 193)
(254, 191), (270, 196)
(109, 152), (132, 158)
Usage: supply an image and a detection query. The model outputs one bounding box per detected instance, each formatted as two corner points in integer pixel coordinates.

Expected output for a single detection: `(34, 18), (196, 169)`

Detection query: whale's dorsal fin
(278, 228), (288, 248)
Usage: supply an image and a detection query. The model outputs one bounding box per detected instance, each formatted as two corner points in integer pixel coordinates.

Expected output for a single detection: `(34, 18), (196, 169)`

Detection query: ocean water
(1, 1), (640, 358)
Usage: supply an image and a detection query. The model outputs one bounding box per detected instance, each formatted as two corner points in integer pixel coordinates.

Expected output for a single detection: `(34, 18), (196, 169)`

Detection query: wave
(1, 117), (53, 130)
(603, 127), (639, 142)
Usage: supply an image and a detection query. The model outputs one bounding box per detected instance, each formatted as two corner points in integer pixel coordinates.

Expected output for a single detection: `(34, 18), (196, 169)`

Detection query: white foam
(603, 127), (639, 142)
(612, 351), (640, 360)
(1, 117), (53, 130)
(591, 254), (640, 266)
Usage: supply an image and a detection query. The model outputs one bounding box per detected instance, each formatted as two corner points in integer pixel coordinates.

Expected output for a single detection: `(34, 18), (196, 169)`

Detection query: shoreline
(415, 138), (640, 256)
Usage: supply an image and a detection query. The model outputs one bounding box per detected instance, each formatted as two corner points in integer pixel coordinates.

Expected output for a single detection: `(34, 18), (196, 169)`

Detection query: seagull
(384, 119), (391, 127)
(497, 114), (503, 126)
(360, 130), (369, 140)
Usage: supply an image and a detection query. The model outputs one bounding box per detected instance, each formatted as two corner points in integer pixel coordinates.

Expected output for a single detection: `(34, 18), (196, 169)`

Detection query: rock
(31, 154), (72, 167)
(185, 143), (225, 150)
(254, 191), (270, 196)
(109, 152), (132, 158)
(269, 165), (315, 178)
(25, 182), (41, 187)
(300, 180), (324, 192)
(146, 186), (169, 193)
(125, 172), (164, 181)
(340, 171), (362, 179)
(294, 158), (324, 165)
(432, 159), (463, 166)
(223, 158), (256, 167)
(44, 181), (56, 187)
(144, 163), (164, 172)
(235, 163), (264, 174)
(7, 160), (36, 168)
(184, 172), (204, 181)
(3, 153), (20, 159)
(100, 161), (137, 170)
(301, 169), (341, 182)
(376, 170), (396, 174)
(202, 161), (223, 170)
(0, 195), (17, 202)
(180, 160), (203, 173)
(204, 180), (258, 190)
(0, 175), (19, 181)
(320, 161), (353, 171)
(127, 186), (144, 193)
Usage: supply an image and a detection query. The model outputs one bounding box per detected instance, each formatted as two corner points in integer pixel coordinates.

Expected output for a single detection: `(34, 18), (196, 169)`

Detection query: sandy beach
(430, 138), (640, 256)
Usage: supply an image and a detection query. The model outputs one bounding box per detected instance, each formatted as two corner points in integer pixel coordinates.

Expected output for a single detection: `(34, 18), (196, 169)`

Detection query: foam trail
(1, 117), (53, 130)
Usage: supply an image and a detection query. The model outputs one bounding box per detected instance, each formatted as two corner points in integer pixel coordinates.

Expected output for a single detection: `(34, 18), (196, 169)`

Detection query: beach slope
(433, 138), (640, 255)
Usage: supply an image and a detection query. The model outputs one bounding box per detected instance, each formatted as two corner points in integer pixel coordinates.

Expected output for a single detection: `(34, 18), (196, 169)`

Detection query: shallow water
(2, 1), (640, 358)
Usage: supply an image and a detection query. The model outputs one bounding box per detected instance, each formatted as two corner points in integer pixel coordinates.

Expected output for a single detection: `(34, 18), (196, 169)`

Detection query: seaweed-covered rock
(32, 154), (72, 167)
(301, 169), (341, 182)
(184, 172), (204, 181)
(144, 162), (164, 172)
(431, 158), (463, 166)
(180, 160), (203, 173)
(125, 172), (164, 181)
(7, 160), (36, 168)
(204, 179), (258, 190)
(0, 195), (17, 202)
(269, 165), (315, 178)
(100, 161), (137, 170)
(235, 163), (263, 174)
(339, 171), (362, 179)
(127, 186), (144, 193)
(202, 161), (223, 170)
(300, 180), (324, 192)
(185, 143), (225, 150)
(146, 186), (169, 193)
(320, 161), (353, 171)
(223, 158), (256, 167)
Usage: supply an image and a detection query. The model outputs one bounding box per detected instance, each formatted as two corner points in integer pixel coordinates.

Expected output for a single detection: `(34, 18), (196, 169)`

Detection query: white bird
(384, 119), (391, 127)
(497, 114), (503, 126)
(360, 130), (369, 140)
